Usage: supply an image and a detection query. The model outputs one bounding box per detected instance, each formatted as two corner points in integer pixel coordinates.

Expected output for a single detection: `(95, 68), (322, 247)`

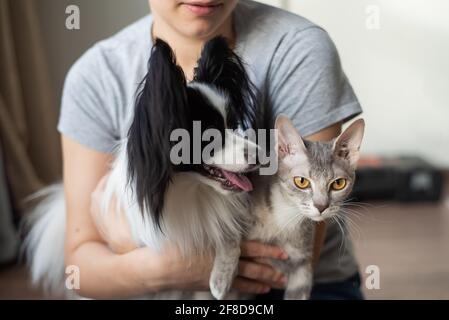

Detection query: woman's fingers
(241, 241), (288, 260)
(232, 277), (271, 294)
(238, 260), (287, 289)
(238, 241), (288, 291)
(251, 257), (273, 266)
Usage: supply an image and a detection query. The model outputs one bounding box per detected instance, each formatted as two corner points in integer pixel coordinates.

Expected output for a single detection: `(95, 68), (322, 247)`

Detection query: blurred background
(0, 0), (448, 299)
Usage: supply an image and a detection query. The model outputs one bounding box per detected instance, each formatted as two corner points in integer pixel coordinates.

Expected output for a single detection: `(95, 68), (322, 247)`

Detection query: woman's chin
(178, 21), (222, 39)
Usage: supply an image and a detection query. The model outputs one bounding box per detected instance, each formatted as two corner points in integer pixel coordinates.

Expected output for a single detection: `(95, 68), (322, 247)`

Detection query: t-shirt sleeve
(267, 27), (362, 136)
(57, 46), (119, 153)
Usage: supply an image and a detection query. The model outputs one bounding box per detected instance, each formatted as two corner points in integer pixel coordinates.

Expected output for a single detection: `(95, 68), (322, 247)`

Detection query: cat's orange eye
(293, 177), (310, 189)
(331, 178), (347, 191)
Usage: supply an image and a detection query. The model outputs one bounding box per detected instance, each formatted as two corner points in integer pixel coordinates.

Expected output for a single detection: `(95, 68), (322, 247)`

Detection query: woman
(59, 0), (363, 299)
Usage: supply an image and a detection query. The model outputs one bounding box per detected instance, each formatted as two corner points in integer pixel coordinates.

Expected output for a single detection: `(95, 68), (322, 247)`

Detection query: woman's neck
(152, 18), (235, 81)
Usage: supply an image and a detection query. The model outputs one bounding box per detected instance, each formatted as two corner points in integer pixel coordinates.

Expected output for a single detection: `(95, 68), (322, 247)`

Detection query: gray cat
(210, 114), (365, 300)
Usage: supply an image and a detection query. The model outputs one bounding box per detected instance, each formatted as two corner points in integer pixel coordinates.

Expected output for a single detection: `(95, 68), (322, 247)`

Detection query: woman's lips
(182, 2), (223, 16)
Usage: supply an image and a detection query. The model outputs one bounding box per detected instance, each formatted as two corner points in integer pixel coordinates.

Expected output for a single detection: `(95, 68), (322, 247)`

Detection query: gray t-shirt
(58, 0), (362, 283)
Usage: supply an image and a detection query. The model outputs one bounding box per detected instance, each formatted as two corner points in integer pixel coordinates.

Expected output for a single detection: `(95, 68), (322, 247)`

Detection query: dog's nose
(315, 204), (328, 214)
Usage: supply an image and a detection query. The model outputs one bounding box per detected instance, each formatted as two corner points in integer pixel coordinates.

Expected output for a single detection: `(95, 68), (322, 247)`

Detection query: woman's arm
(305, 122), (342, 266)
(62, 135), (162, 298)
(62, 135), (287, 298)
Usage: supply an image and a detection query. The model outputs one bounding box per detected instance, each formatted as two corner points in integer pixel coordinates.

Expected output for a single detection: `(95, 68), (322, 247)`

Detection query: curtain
(0, 0), (61, 216)
(0, 143), (18, 263)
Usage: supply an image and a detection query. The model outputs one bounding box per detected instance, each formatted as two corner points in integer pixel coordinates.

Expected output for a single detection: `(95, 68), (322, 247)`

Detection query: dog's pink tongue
(220, 170), (253, 192)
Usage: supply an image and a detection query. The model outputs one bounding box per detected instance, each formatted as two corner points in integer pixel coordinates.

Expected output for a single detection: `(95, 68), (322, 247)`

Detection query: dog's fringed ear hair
(193, 36), (258, 130)
(127, 38), (189, 227)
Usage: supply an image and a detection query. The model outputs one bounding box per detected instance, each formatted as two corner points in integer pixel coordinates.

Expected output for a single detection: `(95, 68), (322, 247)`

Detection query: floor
(353, 200), (449, 299)
(1, 194), (448, 299)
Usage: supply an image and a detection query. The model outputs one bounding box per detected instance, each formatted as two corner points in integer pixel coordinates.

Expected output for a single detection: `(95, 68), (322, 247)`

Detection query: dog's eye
(331, 178), (347, 191)
(293, 177), (310, 189)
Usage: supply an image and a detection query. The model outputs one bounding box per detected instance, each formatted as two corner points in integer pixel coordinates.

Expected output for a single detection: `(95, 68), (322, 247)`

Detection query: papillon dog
(23, 37), (262, 299)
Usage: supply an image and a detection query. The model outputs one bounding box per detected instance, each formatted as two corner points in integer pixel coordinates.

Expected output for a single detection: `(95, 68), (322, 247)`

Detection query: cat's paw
(209, 272), (233, 300)
(209, 245), (240, 300)
(284, 288), (311, 300)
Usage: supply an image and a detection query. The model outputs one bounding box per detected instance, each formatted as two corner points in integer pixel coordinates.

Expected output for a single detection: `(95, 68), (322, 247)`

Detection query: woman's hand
(234, 241), (288, 294)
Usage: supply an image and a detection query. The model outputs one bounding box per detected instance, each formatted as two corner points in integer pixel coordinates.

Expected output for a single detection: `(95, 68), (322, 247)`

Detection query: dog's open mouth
(200, 164), (253, 192)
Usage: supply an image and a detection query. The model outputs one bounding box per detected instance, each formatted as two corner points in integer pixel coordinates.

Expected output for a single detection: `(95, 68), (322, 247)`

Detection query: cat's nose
(315, 204), (328, 214)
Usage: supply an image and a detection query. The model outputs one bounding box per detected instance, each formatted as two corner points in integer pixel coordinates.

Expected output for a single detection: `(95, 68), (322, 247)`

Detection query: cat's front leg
(284, 263), (313, 300)
(209, 241), (240, 300)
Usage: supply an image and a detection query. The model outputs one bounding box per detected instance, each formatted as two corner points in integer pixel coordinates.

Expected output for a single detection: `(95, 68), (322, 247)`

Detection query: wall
(36, 0), (149, 105)
(259, 0), (449, 167)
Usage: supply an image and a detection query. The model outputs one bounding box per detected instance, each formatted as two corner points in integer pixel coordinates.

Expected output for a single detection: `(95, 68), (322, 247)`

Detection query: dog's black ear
(127, 38), (189, 227)
(193, 36), (258, 130)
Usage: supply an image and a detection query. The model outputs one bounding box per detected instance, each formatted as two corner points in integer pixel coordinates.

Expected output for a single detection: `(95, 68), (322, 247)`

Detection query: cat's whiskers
(279, 210), (303, 230)
(337, 201), (368, 220)
(267, 203), (313, 230)
(343, 199), (379, 207)
(277, 208), (308, 231)
(340, 201), (389, 224)
(341, 200), (385, 214)
(338, 206), (364, 221)
(331, 215), (348, 254)
(337, 210), (362, 241)
(341, 200), (365, 208)
(339, 202), (384, 230)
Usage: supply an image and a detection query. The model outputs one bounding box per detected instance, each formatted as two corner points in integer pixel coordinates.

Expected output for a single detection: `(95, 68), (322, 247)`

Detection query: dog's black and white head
(127, 36), (259, 225)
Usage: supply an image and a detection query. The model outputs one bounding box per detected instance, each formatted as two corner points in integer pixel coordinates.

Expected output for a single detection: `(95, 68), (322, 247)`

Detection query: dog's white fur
(22, 185), (66, 296)
(24, 86), (252, 299)
(100, 145), (250, 255)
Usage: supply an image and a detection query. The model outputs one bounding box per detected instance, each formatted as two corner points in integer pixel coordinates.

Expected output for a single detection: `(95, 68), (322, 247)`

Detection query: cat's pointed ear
(333, 119), (365, 168)
(275, 115), (307, 159)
